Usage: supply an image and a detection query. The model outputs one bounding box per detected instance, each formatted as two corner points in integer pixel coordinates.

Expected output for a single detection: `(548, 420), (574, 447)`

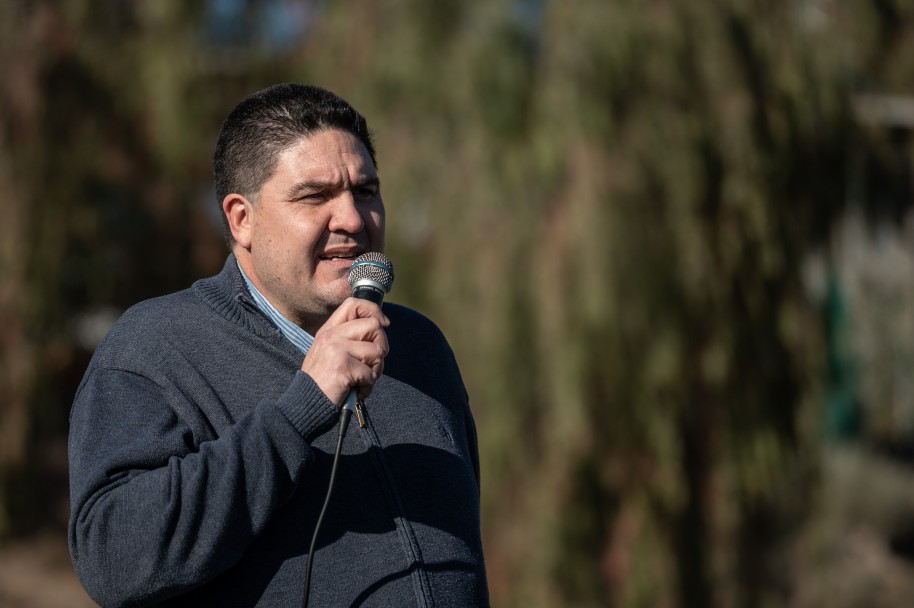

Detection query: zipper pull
(354, 400), (366, 428)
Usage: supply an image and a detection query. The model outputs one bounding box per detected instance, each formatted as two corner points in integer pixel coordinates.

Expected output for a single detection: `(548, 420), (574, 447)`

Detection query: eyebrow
(286, 176), (380, 199)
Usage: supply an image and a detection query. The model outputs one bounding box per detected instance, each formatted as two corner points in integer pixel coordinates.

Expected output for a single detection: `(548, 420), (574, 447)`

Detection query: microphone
(341, 252), (394, 414)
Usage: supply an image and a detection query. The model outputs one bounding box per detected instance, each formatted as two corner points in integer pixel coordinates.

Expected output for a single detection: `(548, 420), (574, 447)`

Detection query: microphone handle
(341, 284), (386, 413)
(342, 390), (358, 413)
(352, 285), (384, 305)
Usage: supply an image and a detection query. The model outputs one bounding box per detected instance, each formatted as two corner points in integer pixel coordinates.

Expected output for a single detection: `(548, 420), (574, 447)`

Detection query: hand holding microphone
(300, 253), (395, 407)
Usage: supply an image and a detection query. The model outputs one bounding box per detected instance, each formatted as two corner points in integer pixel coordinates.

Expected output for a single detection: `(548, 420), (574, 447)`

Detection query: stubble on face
(237, 129), (385, 334)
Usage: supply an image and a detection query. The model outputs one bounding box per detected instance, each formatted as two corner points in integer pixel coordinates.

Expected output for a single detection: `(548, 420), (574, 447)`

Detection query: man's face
(236, 128), (385, 331)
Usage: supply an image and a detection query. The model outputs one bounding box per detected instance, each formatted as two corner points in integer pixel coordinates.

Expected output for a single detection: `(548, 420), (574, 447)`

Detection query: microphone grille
(348, 252), (394, 294)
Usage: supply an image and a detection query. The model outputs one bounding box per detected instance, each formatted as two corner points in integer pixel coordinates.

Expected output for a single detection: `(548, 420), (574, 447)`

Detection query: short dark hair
(213, 83), (377, 246)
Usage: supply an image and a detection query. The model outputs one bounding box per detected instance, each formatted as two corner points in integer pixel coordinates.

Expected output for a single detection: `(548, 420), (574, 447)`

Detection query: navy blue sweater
(68, 256), (488, 607)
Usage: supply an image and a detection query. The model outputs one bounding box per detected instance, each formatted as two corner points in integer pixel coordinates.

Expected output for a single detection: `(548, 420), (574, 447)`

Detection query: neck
(233, 247), (331, 337)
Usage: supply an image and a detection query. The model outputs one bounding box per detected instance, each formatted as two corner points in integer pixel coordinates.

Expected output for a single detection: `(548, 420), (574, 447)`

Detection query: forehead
(273, 128), (376, 181)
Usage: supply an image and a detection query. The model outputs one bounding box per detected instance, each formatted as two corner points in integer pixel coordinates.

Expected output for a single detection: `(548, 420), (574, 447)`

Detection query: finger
(301, 351), (379, 406)
(324, 298), (390, 328)
(303, 322), (388, 374)
(338, 355), (383, 404)
(318, 317), (389, 352)
(300, 330), (388, 405)
(355, 384), (376, 402)
(341, 340), (387, 374)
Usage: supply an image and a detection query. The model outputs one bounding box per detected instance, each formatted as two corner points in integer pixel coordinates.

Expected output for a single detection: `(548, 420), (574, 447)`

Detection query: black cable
(302, 407), (352, 608)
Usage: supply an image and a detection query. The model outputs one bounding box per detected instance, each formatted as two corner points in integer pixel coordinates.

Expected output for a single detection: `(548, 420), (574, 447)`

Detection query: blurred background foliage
(2, 0), (914, 606)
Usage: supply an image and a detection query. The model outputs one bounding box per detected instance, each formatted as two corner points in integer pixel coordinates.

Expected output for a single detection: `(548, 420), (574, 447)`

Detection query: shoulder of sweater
(110, 254), (245, 339)
(89, 287), (216, 366)
(382, 301), (426, 320)
(382, 302), (443, 338)
(381, 302), (459, 358)
(379, 302), (468, 401)
(120, 286), (209, 332)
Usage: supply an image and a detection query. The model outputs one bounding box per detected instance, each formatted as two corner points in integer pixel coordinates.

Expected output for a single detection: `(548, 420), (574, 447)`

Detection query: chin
(325, 283), (354, 308)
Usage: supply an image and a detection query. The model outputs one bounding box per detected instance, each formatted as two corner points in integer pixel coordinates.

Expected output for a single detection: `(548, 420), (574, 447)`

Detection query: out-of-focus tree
(0, 0), (223, 536)
(328, 1), (851, 606)
(323, 1), (912, 606)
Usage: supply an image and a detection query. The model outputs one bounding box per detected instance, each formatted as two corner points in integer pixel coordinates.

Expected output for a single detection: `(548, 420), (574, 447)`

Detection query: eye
(353, 184), (380, 200)
(297, 191), (329, 203)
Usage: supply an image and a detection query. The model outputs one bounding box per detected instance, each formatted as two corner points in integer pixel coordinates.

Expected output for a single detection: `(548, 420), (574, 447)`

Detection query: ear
(223, 193), (254, 249)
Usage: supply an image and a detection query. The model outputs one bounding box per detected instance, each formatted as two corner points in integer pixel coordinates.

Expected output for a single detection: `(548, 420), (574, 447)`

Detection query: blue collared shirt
(237, 262), (314, 356)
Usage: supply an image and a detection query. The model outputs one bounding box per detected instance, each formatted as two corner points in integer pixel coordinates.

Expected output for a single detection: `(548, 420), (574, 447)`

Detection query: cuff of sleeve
(274, 371), (339, 440)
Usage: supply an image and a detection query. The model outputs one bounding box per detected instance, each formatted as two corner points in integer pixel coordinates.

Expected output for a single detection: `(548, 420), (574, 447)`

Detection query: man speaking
(67, 84), (489, 607)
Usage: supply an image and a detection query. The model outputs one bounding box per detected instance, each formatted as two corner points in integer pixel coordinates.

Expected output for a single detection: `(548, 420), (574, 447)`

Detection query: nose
(327, 192), (365, 234)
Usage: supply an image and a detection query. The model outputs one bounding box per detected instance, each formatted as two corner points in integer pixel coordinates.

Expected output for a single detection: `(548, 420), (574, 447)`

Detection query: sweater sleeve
(67, 366), (337, 608)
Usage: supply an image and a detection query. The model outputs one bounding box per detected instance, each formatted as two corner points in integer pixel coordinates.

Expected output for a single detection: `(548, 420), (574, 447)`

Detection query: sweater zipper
(354, 400), (366, 428)
(355, 400), (435, 608)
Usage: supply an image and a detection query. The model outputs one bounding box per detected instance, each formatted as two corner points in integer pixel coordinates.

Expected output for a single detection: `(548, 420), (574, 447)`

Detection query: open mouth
(318, 254), (359, 261)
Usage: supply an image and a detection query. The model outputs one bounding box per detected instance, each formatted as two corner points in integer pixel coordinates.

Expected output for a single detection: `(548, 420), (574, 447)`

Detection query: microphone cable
(302, 252), (393, 607)
(302, 406), (353, 608)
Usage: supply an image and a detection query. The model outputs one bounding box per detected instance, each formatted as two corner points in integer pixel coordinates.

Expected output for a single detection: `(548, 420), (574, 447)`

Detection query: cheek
(371, 211), (385, 230)
(369, 208), (386, 242)
(289, 214), (328, 251)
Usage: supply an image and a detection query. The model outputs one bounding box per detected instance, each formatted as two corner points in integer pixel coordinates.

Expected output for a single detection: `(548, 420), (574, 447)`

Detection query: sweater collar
(193, 253), (284, 340)
(236, 261), (315, 356)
